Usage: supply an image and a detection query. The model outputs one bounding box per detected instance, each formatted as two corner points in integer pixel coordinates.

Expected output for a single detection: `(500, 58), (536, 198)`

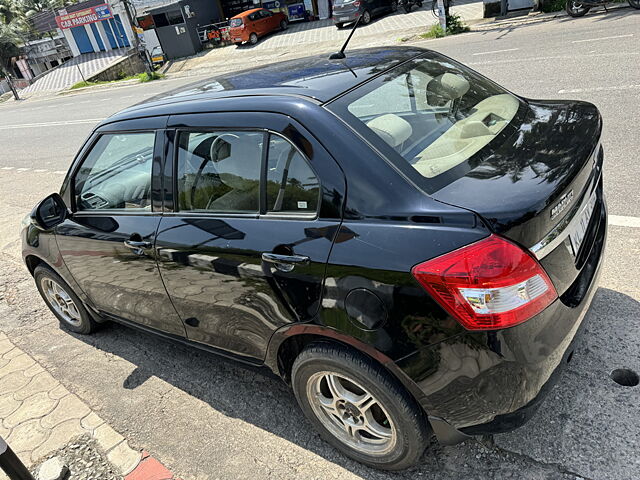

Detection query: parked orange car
(229, 8), (288, 46)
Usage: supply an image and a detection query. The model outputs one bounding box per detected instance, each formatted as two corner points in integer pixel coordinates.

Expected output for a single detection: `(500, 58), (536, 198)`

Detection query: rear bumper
(333, 11), (359, 23)
(396, 196), (607, 442)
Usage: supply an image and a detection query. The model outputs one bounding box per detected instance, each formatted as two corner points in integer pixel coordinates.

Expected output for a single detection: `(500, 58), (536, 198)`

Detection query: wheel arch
(267, 325), (429, 418)
(24, 254), (44, 275)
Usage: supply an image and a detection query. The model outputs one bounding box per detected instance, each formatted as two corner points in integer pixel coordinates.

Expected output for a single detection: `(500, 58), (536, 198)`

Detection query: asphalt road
(0, 9), (639, 480)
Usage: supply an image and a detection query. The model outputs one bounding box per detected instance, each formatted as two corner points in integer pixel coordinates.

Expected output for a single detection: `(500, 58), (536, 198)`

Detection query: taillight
(354, 1), (361, 6)
(411, 235), (557, 331)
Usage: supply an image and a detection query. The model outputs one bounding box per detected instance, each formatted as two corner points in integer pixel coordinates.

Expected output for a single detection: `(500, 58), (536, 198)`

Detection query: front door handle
(262, 253), (310, 272)
(124, 239), (151, 255)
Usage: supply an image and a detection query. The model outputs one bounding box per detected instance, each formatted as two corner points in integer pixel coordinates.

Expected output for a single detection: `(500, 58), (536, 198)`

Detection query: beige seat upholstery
(426, 73), (470, 106)
(366, 114), (413, 148)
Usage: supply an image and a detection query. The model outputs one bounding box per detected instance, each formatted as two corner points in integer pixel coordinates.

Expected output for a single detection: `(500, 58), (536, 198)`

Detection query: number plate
(339, 16), (350, 21)
(569, 191), (597, 256)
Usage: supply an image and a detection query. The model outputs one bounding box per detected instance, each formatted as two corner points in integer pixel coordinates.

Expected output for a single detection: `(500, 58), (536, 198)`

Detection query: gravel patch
(33, 435), (123, 480)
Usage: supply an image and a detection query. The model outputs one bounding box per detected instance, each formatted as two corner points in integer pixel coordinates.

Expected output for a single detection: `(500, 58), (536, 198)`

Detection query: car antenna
(329, 15), (363, 60)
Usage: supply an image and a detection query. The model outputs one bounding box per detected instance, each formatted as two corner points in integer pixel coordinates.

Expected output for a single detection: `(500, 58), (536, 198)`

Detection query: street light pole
(119, 0), (152, 74)
(0, 437), (35, 480)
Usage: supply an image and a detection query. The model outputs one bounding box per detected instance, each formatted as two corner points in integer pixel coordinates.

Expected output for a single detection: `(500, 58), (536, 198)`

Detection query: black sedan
(23, 46), (606, 471)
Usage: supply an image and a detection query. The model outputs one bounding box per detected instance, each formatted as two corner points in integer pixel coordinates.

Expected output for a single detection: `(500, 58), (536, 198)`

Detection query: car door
(248, 11), (263, 35)
(154, 112), (346, 363)
(260, 9), (276, 33)
(56, 120), (186, 336)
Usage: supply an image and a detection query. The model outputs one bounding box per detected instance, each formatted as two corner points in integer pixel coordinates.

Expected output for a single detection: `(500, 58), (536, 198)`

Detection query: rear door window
(266, 135), (320, 215)
(176, 131), (263, 213)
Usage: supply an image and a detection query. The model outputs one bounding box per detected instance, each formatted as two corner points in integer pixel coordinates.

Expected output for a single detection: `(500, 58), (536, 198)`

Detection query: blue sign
(287, 3), (305, 19)
(95, 4), (112, 20)
(262, 1), (281, 8)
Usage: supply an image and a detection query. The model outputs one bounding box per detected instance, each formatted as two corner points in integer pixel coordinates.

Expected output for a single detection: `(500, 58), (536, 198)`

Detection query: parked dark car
(23, 46), (606, 471)
(333, 0), (398, 28)
(150, 45), (166, 68)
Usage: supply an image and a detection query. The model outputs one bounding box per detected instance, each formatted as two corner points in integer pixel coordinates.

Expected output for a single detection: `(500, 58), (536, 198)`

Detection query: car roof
(106, 46), (428, 124)
(232, 8), (262, 18)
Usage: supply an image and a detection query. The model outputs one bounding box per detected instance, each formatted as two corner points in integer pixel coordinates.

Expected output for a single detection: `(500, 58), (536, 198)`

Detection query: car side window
(74, 132), (155, 212)
(176, 131), (263, 213)
(266, 135), (319, 214)
(261, 9), (273, 17)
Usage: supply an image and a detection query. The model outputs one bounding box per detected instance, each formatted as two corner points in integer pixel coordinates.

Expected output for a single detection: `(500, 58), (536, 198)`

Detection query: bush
(540, 0), (565, 12)
(446, 13), (470, 34)
(138, 71), (163, 82)
(420, 14), (469, 39)
(420, 24), (446, 39)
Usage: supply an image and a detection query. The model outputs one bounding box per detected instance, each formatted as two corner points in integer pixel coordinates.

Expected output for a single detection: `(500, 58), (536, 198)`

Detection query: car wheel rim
(42, 278), (81, 326)
(306, 371), (397, 455)
(364, 11), (371, 22)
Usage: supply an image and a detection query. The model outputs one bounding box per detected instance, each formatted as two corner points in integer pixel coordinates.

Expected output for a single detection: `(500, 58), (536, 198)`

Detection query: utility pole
(5, 74), (20, 101)
(119, 0), (152, 74)
(0, 437), (35, 480)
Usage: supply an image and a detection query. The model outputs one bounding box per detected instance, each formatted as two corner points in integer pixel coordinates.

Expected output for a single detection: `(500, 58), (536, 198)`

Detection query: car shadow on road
(66, 286), (639, 478)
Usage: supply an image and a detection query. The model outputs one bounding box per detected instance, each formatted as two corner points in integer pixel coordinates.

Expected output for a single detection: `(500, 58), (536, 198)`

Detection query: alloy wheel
(306, 371), (397, 455)
(363, 10), (371, 24)
(42, 278), (82, 326)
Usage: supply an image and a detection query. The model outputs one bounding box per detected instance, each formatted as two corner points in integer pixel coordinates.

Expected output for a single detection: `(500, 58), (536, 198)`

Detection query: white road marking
(609, 215), (640, 228)
(33, 169), (46, 172)
(472, 48), (520, 56)
(572, 34), (633, 44)
(1, 166), (14, 170)
(0, 119), (103, 130)
(16, 168), (30, 172)
(53, 171), (66, 175)
(558, 84), (640, 94)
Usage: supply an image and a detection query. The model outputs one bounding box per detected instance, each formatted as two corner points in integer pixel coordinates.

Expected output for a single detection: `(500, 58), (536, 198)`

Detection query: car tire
(391, 0), (398, 12)
(249, 32), (259, 45)
(34, 265), (99, 335)
(291, 343), (429, 471)
(335, 22), (344, 29)
(362, 9), (372, 24)
(280, 19), (288, 30)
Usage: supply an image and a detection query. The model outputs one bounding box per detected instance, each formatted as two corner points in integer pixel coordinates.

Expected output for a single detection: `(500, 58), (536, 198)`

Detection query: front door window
(74, 132), (155, 212)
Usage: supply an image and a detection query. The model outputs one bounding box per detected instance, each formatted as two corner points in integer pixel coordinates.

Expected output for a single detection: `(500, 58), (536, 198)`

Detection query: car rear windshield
(229, 18), (243, 27)
(327, 52), (525, 192)
(334, 0), (356, 4)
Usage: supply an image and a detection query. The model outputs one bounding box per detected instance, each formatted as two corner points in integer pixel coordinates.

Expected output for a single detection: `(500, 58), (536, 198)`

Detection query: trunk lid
(432, 100), (603, 294)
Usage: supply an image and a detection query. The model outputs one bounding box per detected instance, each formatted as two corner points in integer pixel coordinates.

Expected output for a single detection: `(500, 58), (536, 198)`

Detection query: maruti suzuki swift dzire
(22, 47), (606, 470)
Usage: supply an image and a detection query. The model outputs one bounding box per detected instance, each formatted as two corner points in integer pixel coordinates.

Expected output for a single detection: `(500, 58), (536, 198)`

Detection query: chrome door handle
(262, 253), (310, 272)
(124, 240), (151, 255)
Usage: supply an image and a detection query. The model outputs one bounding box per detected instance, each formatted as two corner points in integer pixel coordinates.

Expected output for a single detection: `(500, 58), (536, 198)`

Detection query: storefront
(55, 1), (135, 56)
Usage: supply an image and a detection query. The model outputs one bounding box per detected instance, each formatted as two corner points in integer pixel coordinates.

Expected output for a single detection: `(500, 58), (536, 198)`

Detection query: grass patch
(70, 71), (164, 90)
(419, 14), (470, 39)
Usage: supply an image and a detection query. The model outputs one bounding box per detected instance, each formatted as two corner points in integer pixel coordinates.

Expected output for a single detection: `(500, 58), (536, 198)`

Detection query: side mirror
(31, 193), (68, 231)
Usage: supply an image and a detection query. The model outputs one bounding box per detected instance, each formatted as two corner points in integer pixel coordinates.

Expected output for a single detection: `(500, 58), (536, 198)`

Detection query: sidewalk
(0, 333), (178, 480)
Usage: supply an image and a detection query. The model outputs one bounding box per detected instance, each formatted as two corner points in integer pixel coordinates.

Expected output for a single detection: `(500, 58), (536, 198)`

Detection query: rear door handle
(124, 240), (152, 255)
(262, 253), (310, 272)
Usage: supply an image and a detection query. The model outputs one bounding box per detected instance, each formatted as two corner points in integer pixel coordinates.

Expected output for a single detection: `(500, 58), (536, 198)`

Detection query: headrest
(209, 133), (260, 191)
(427, 73), (470, 102)
(366, 114), (412, 148)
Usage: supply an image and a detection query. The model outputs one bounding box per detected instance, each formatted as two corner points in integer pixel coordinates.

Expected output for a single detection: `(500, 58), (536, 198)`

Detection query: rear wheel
(362, 9), (372, 24)
(565, 0), (590, 16)
(249, 32), (259, 45)
(335, 22), (344, 28)
(292, 343), (429, 470)
(34, 265), (98, 335)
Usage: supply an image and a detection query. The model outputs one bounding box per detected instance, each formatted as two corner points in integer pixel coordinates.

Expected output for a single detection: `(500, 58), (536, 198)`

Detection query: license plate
(151, 56), (163, 62)
(569, 191), (597, 256)
(234, 37), (242, 41)
(339, 16), (350, 21)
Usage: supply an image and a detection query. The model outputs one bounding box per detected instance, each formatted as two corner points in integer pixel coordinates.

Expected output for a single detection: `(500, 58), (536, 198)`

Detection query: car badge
(550, 190), (574, 220)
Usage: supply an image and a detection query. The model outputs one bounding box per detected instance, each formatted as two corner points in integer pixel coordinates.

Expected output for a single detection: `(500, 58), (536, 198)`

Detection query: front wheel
(34, 265), (98, 335)
(292, 343), (429, 470)
(280, 19), (288, 30)
(565, 0), (590, 16)
(628, 0), (640, 9)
